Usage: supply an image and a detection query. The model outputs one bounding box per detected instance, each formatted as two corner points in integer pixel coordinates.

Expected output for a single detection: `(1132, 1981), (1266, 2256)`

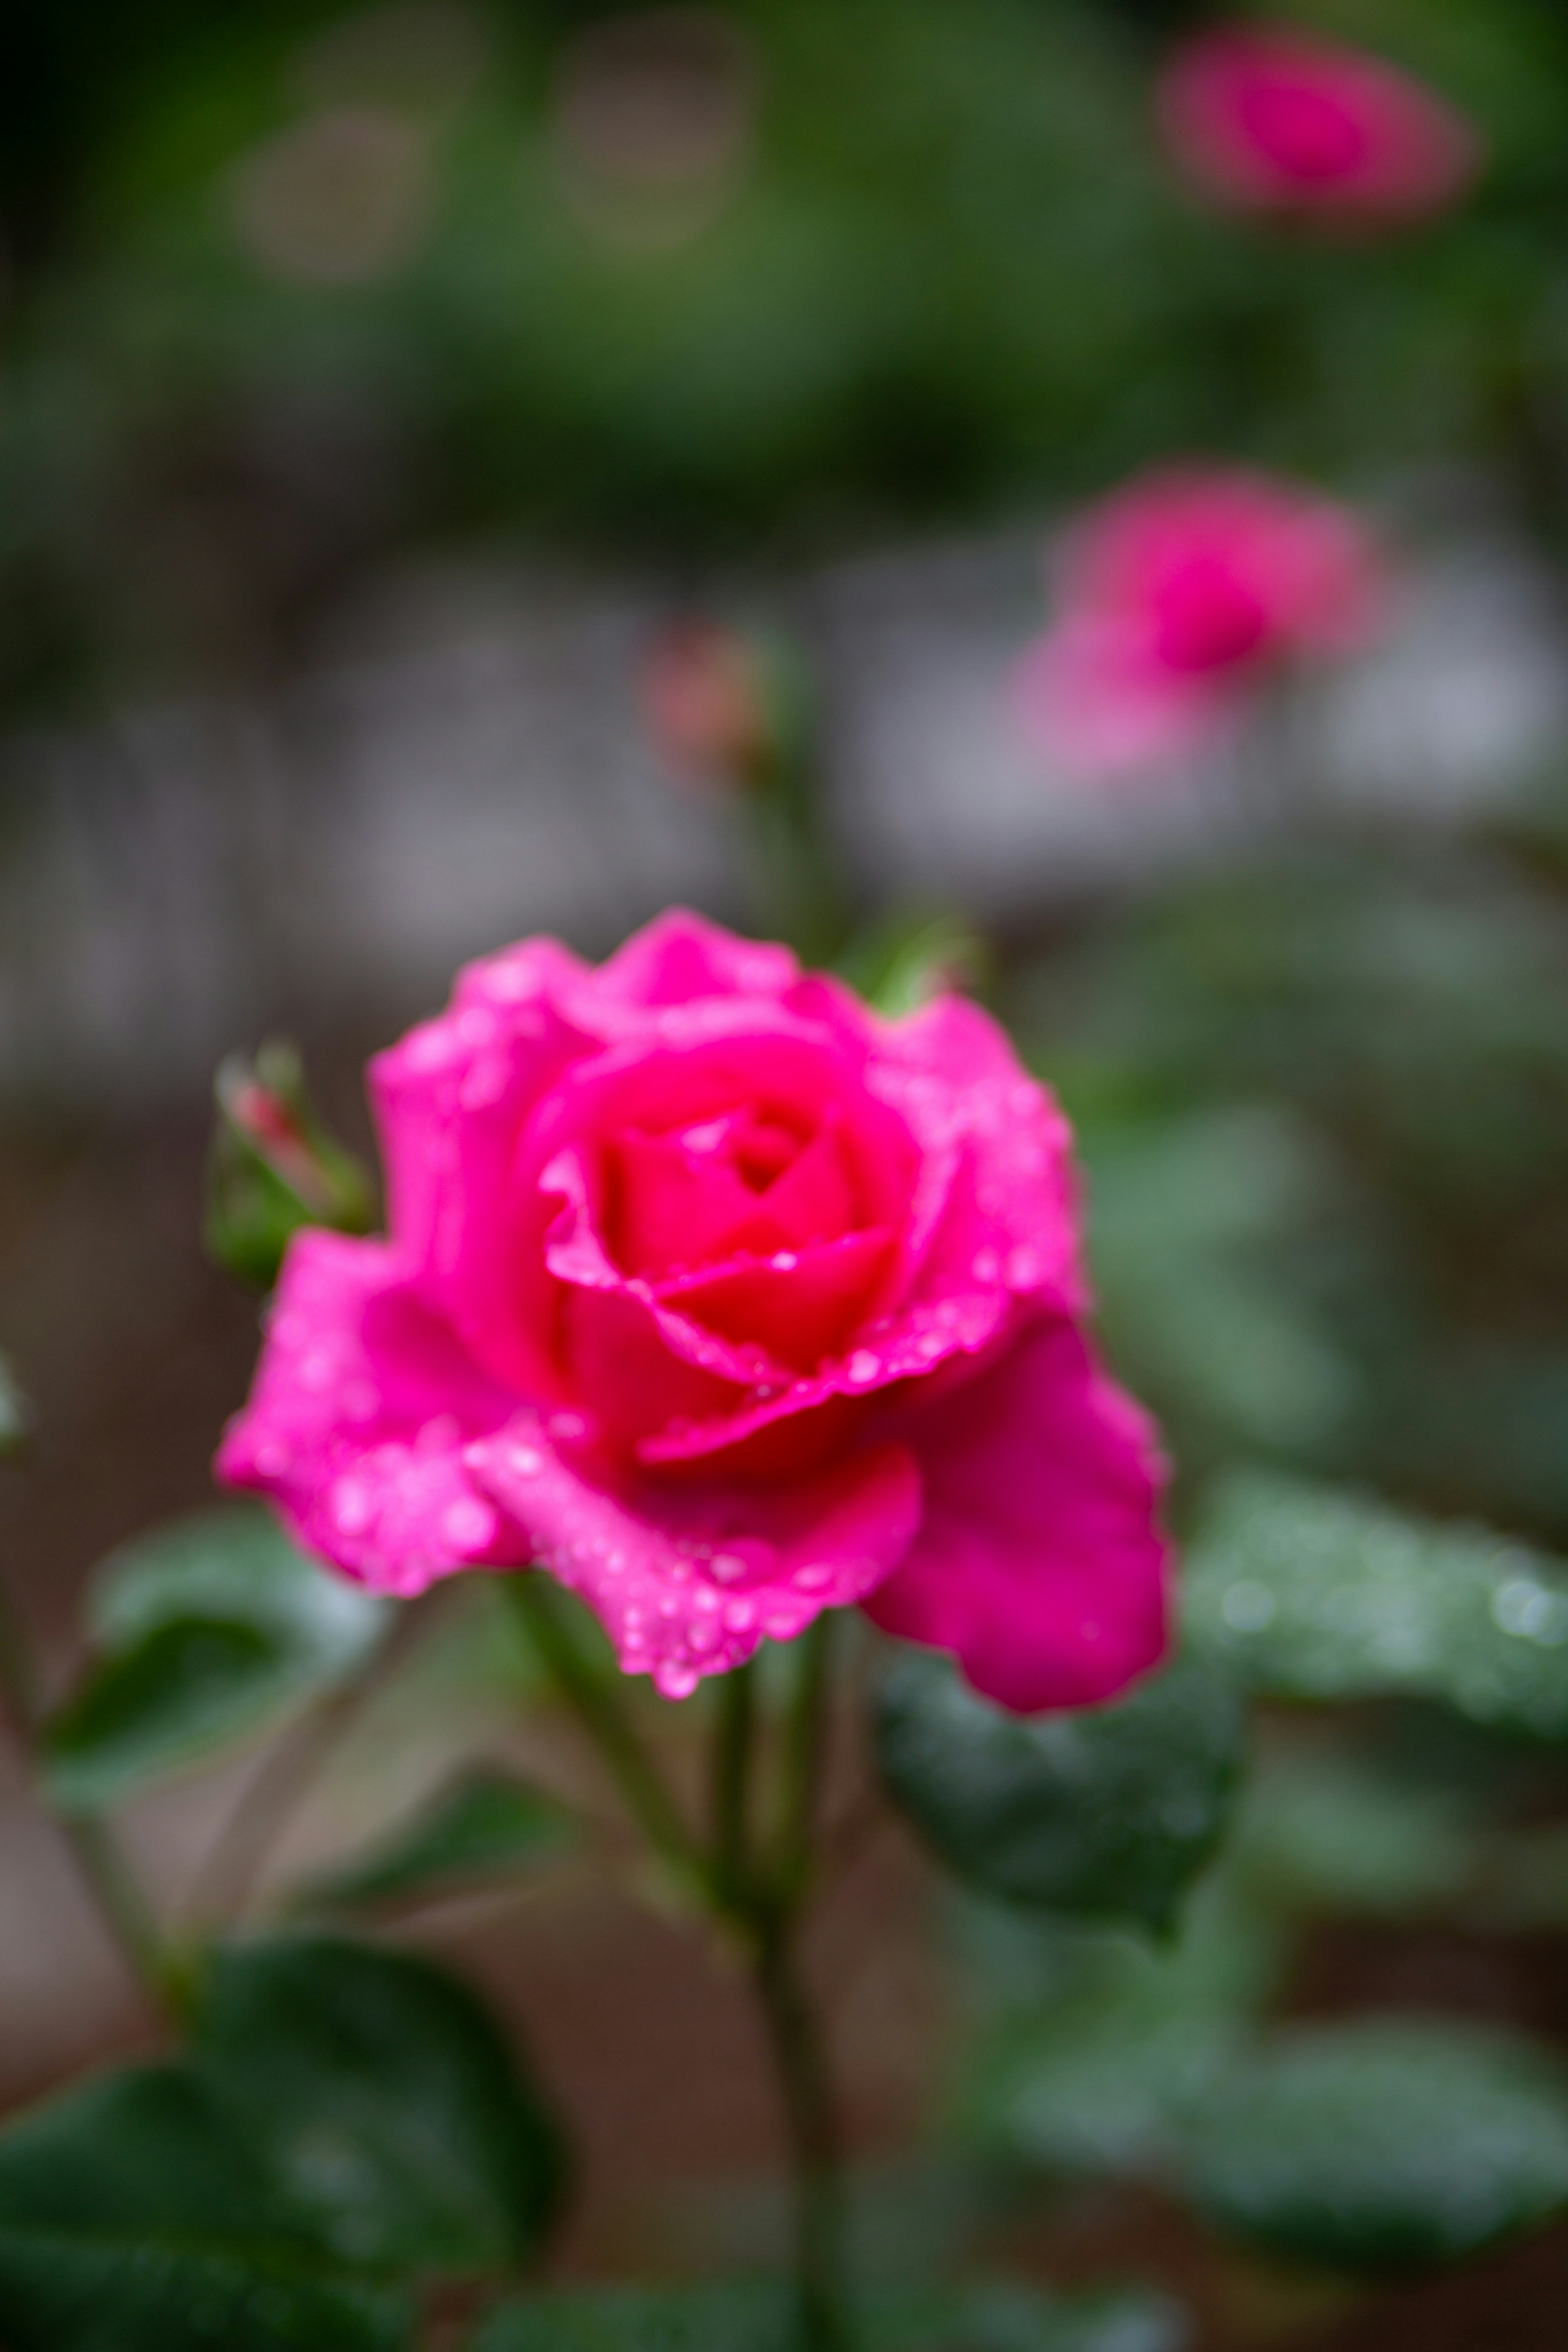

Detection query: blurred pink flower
(218, 909), (1169, 1711)
(1013, 465), (1386, 780)
(1158, 24), (1481, 224)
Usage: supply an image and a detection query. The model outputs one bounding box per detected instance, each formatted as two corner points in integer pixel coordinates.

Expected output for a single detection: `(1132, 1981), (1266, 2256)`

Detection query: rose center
(1152, 557), (1271, 672)
(1239, 80), (1369, 183)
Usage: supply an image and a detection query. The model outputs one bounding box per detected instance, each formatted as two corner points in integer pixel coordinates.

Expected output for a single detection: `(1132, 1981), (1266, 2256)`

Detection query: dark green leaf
(868, 2281), (1189, 2352)
(1232, 1746), (1477, 1919)
(470, 2282), (1188, 2352)
(875, 1653), (1245, 1933)
(0, 1350), (31, 1457)
(1180, 2021), (1568, 2274)
(468, 2283), (792, 2352)
(298, 1770), (573, 1915)
(194, 1937), (567, 2276)
(960, 1885), (1280, 2178)
(42, 1506), (388, 1808)
(1184, 1473), (1568, 1739)
(0, 2063), (413, 2352)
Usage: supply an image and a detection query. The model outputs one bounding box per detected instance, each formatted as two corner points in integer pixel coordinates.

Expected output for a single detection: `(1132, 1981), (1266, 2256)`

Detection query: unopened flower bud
(206, 1042), (376, 1290)
(639, 620), (788, 790)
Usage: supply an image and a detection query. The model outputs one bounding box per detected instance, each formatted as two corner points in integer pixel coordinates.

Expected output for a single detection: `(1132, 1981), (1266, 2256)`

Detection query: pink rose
(1013, 464), (1385, 780)
(217, 912), (1169, 1710)
(1157, 24), (1481, 225)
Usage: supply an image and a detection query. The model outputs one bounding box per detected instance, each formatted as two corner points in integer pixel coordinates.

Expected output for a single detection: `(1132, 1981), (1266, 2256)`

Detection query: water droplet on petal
(846, 1350), (880, 1387)
(442, 1496), (497, 1551)
(654, 1660), (699, 1700)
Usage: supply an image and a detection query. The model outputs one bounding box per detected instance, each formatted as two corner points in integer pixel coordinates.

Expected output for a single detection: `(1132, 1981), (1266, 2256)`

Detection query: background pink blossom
(1013, 464), (1387, 781)
(1158, 25), (1482, 225)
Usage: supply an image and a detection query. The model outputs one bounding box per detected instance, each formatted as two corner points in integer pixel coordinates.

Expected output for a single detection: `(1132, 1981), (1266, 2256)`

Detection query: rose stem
(505, 1571), (711, 1904)
(0, 1559), (186, 2024)
(711, 1656), (756, 1905)
(750, 1611), (851, 2351)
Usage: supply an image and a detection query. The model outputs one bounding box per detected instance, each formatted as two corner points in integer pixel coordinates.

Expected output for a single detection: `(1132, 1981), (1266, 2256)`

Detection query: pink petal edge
(866, 1316), (1172, 1712)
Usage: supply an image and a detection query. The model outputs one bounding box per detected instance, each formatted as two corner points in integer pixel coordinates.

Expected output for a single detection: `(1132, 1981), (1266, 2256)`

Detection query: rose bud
(1157, 24), (1481, 227)
(1012, 463), (1387, 782)
(206, 1042), (376, 1291)
(217, 911), (1170, 1712)
(639, 620), (794, 791)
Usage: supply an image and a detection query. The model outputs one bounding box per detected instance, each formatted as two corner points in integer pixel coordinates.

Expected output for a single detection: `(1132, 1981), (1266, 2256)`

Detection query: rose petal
(468, 1421), (922, 1697)
(216, 1232), (525, 1598)
(590, 906), (800, 1015)
(655, 1228), (895, 1372)
(864, 1318), (1171, 1711)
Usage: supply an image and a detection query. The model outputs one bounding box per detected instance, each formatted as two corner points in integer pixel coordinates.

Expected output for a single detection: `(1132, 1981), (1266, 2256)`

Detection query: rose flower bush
(218, 911), (1168, 1713)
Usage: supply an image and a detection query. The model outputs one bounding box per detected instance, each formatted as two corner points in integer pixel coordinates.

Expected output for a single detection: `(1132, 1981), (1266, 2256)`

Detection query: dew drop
(1221, 1579), (1276, 1633)
(846, 1350), (881, 1387)
(331, 1477), (374, 1535)
(655, 1661), (700, 1700)
(442, 1496), (497, 1551)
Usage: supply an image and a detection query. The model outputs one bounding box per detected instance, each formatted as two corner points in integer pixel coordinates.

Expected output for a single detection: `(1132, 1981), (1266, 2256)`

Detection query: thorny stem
(0, 1562), (186, 2024)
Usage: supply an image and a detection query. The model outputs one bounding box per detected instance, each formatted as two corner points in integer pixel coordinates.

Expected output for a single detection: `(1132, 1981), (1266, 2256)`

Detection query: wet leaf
(469, 2281), (1188, 2352)
(1185, 1473), (1568, 1739)
(1180, 2021), (1568, 2273)
(194, 1937), (567, 2276)
(298, 1769), (573, 1914)
(875, 1652), (1245, 1933)
(960, 1886), (1280, 2178)
(42, 1506), (388, 1808)
(0, 2064), (413, 2352)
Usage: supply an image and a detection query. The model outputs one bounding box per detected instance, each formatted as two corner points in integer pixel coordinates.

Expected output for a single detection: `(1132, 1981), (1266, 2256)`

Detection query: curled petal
(216, 1232), (525, 1597)
(865, 1318), (1171, 1711)
(468, 1422), (922, 1697)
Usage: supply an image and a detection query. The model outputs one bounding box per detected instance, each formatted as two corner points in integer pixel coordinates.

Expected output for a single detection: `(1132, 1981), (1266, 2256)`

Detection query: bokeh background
(8, 2), (1568, 2345)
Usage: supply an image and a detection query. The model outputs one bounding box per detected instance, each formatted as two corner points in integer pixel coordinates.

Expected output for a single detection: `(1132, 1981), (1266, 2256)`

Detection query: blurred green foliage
(6, 0), (1568, 703)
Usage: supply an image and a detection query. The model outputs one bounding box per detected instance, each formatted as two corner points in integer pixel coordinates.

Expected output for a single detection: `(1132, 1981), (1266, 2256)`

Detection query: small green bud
(205, 1042), (376, 1290)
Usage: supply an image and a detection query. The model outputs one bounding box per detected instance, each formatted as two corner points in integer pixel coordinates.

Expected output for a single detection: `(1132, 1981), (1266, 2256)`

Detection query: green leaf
(42, 1506), (388, 1808)
(0, 2063), (414, 2352)
(298, 1770), (573, 1915)
(960, 1885), (1281, 2179)
(1180, 2021), (1568, 2274)
(468, 2283), (792, 2352)
(194, 1937), (567, 2276)
(1232, 1746), (1477, 1919)
(868, 2281), (1189, 2352)
(1184, 1473), (1568, 1739)
(470, 2282), (1188, 2352)
(841, 911), (990, 1019)
(0, 1935), (566, 2350)
(875, 1653), (1245, 1933)
(0, 1350), (31, 1457)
